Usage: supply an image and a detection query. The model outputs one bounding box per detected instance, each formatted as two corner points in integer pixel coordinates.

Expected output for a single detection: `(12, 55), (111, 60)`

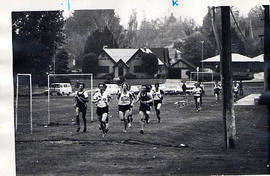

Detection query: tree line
(12, 7), (263, 85)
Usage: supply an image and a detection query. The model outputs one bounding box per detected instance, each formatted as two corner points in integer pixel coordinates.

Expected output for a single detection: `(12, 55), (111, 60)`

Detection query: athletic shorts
(139, 103), (151, 114)
(194, 96), (200, 101)
(96, 106), (109, 117)
(118, 105), (131, 113)
(214, 90), (220, 95)
(75, 103), (87, 112)
(154, 100), (162, 107)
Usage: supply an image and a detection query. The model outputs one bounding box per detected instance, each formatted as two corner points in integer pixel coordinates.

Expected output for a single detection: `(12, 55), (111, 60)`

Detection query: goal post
(15, 73), (32, 134)
(190, 71), (215, 93)
(190, 71), (214, 83)
(47, 73), (93, 125)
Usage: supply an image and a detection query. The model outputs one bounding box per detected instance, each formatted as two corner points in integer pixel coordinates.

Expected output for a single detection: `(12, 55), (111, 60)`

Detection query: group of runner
(74, 82), (164, 137)
(74, 80), (244, 137)
(213, 80), (244, 103)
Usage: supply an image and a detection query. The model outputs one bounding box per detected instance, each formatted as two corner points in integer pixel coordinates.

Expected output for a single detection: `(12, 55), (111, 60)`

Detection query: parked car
(185, 81), (196, 94)
(185, 81), (205, 94)
(105, 84), (120, 95)
(130, 85), (140, 94)
(163, 84), (183, 95)
(44, 83), (72, 96)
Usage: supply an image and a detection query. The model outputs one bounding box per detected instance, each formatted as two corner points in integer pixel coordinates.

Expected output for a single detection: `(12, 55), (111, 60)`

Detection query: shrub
(101, 73), (114, 80)
(125, 73), (137, 79)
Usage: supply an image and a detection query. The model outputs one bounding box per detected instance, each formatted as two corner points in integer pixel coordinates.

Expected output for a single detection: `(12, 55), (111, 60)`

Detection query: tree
(55, 49), (69, 73)
(12, 11), (65, 85)
(132, 13), (194, 48)
(83, 27), (116, 55)
(142, 53), (158, 75)
(64, 9), (125, 67)
(201, 6), (263, 58)
(125, 9), (138, 48)
(82, 53), (98, 75)
(181, 32), (216, 67)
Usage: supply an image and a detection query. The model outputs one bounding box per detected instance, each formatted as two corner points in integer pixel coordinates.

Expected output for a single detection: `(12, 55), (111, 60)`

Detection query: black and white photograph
(1, 0), (270, 175)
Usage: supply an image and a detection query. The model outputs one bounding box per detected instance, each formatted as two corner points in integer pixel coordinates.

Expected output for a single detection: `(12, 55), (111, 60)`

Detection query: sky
(0, 0), (269, 175)
(61, 0), (269, 27)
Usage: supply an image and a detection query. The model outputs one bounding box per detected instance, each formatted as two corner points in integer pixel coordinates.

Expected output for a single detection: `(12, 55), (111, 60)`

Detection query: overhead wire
(229, 8), (255, 48)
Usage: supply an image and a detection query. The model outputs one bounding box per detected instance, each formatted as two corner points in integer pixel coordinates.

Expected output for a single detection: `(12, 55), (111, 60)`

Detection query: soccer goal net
(190, 71), (214, 83)
(47, 73), (93, 126)
(15, 74), (32, 134)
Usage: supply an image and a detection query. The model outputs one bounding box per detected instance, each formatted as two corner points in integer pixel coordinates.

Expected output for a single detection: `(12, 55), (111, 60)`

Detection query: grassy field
(15, 82), (269, 175)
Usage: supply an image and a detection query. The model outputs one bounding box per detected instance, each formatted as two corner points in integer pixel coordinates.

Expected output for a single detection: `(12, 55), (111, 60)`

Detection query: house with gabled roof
(96, 47), (166, 79)
(170, 58), (197, 79)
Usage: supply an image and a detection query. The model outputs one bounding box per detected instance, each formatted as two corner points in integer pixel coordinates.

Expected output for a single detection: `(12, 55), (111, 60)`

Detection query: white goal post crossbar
(190, 72), (214, 83)
(47, 73), (93, 125)
(15, 73), (32, 134)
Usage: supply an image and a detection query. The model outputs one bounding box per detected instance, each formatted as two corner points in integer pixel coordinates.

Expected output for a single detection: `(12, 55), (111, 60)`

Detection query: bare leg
(101, 113), (108, 137)
(82, 109), (87, 132)
(139, 111), (145, 134)
(75, 108), (80, 132)
(156, 103), (162, 123)
(123, 109), (130, 132)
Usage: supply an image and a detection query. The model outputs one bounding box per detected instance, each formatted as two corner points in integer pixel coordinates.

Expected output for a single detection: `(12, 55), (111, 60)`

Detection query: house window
(134, 66), (146, 73)
(99, 66), (110, 73)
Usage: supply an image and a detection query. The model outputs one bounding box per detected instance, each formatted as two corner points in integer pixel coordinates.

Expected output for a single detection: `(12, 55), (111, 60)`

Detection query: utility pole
(263, 5), (270, 172)
(53, 42), (56, 82)
(264, 5), (270, 91)
(54, 43), (56, 75)
(220, 6), (236, 149)
(259, 6), (270, 172)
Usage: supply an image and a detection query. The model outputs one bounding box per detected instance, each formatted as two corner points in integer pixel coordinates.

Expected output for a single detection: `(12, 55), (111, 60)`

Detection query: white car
(130, 85), (140, 94)
(185, 81), (196, 93)
(185, 81), (205, 94)
(44, 83), (72, 96)
(105, 84), (120, 95)
(163, 84), (183, 95)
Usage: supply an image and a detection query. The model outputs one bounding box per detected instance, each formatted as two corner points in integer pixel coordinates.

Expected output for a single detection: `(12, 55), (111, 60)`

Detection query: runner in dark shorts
(93, 83), (111, 137)
(74, 83), (89, 132)
(137, 85), (153, 134)
(117, 82), (134, 133)
(192, 82), (202, 112)
(151, 83), (164, 123)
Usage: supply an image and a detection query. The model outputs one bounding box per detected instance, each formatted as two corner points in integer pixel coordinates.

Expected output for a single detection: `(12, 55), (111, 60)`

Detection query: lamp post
(53, 43), (56, 82)
(201, 41), (204, 82)
(54, 43), (56, 75)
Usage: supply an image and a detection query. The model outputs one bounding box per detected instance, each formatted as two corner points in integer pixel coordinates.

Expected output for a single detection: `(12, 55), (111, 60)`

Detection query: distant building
(96, 48), (166, 79)
(202, 53), (263, 72)
(170, 58), (196, 79)
(202, 53), (264, 80)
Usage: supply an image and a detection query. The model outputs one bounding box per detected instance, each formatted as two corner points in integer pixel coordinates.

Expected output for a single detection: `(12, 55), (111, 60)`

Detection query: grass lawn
(15, 82), (268, 175)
